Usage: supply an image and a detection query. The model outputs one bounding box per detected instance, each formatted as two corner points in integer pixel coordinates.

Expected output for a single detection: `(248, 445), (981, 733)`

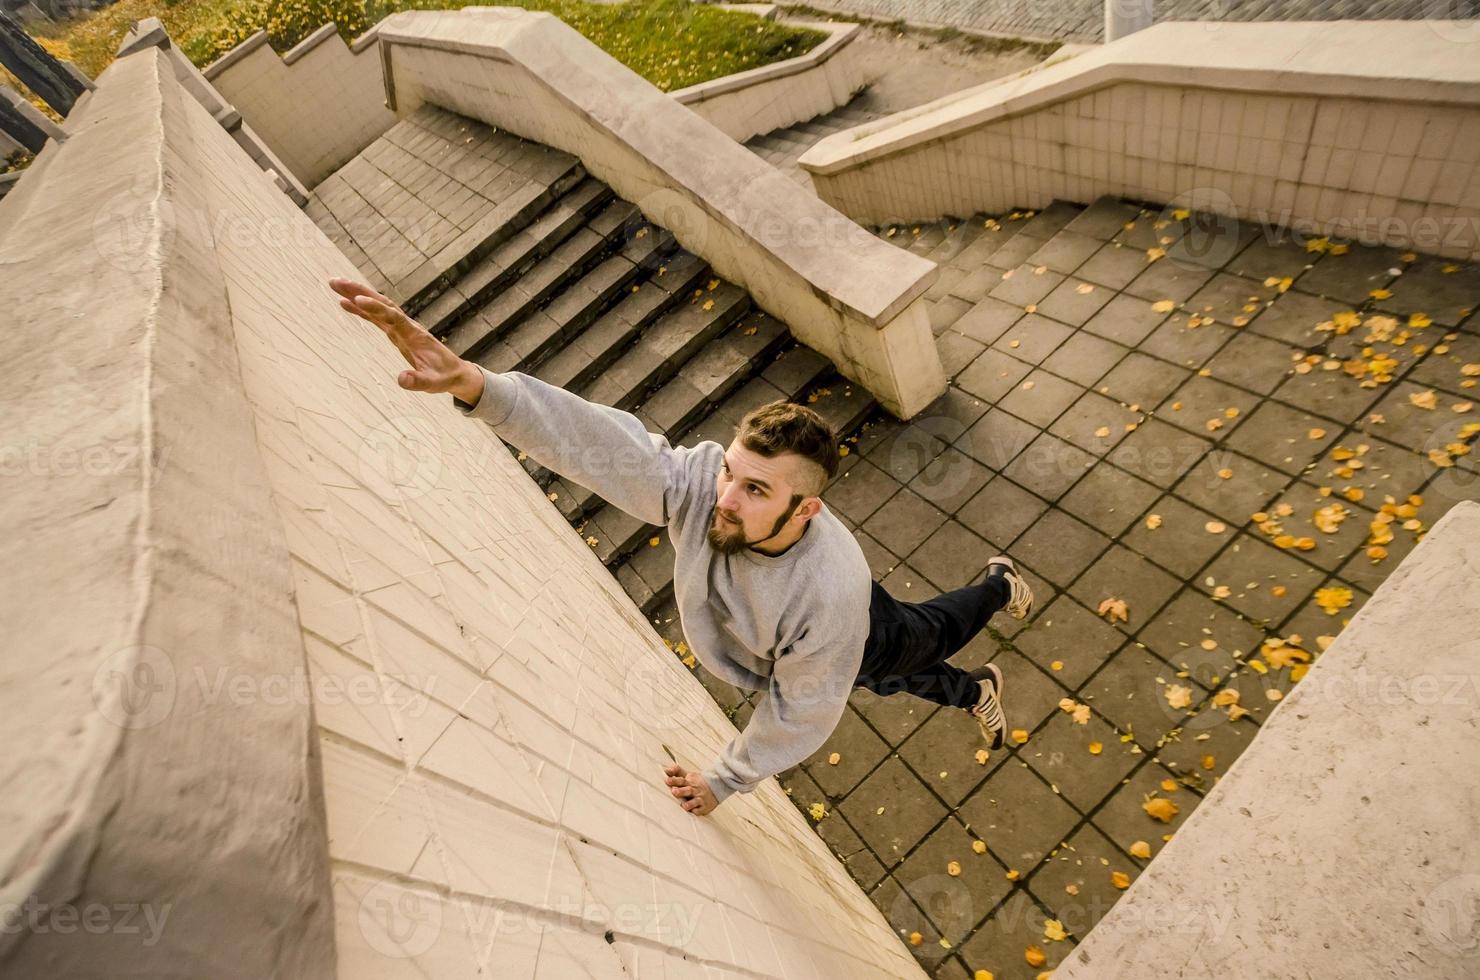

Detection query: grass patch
(27, 0), (827, 90)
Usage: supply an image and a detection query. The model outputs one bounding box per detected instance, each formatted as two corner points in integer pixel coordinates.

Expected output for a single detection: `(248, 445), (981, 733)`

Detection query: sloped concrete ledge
(0, 47), (334, 977)
(1056, 500), (1480, 979)
(671, 20), (867, 143)
(375, 7), (944, 417)
(799, 21), (1480, 257)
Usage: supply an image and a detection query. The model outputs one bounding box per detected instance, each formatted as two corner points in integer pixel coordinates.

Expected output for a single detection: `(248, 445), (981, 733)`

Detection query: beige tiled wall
(125, 29), (924, 979)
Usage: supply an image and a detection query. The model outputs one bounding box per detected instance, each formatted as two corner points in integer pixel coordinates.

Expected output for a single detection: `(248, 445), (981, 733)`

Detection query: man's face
(707, 440), (809, 555)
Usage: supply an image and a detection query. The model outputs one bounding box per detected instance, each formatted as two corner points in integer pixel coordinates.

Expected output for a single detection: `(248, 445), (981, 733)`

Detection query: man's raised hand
(328, 278), (483, 404)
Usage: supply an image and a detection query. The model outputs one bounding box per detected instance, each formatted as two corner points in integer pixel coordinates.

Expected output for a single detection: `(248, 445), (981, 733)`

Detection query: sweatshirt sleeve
(453, 364), (699, 527)
(701, 609), (870, 806)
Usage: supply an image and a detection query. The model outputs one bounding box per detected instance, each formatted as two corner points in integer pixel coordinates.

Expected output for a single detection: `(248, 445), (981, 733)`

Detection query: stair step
(420, 176), (614, 333)
(448, 198), (635, 360)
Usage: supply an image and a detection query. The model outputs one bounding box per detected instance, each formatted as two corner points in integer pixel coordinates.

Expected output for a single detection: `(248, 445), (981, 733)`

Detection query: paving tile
(869, 421), (950, 484)
(1374, 255), (1480, 325)
(952, 296), (1025, 345)
(1090, 759), (1195, 858)
(1134, 589), (1265, 671)
(1220, 400), (1342, 475)
(950, 265), (1010, 306)
(1181, 271), (1279, 327)
(1026, 229), (1104, 274)
(1123, 258), (1215, 305)
(814, 805), (888, 892)
(909, 445), (994, 513)
(1035, 278), (1114, 327)
(869, 873), (952, 971)
(1058, 463), (1161, 537)
(959, 762), (1080, 874)
(936, 330), (987, 376)
(955, 348), (1032, 403)
(1195, 533), (1326, 626)
(1068, 543), (1181, 638)
(842, 756), (948, 868)
(1103, 415), (1210, 490)
(1152, 703), (1261, 786)
(804, 703), (892, 798)
(1012, 594), (1126, 689)
(822, 457), (901, 525)
(1017, 202), (1082, 240)
(1171, 448), (1282, 529)
(1040, 330), (1128, 387)
(958, 891), (1076, 980)
(1202, 329), (1299, 395)
(929, 295), (976, 334)
(1075, 241), (1149, 291)
(1064, 198), (1142, 241)
(1227, 232), (1318, 283)
(1046, 391), (1141, 457)
(956, 476), (1049, 550)
(1404, 330), (1480, 397)
(989, 263), (1067, 307)
(1001, 433), (1096, 501)
(1156, 374), (1261, 443)
(1026, 822), (1135, 936)
(1362, 379), (1478, 454)
(995, 314), (1076, 366)
(992, 647), (1072, 736)
(1271, 355), (1390, 423)
(1080, 644), (1199, 754)
(911, 519), (993, 591)
(894, 817), (1013, 942)
(1081, 293), (1170, 346)
(850, 685), (940, 748)
(1254, 479), (1378, 573)
(1023, 708), (1141, 814)
(1011, 509), (1110, 588)
(1246, 288), (1353, 346)
(1119, 494), (1231, 579)
(1296, 245), (1406, 305)
(1138, 312), (1236, 368)
(864, 486), (949, 559)
(898, 702), (1009, 808)
(856, 529), (901, 580)
(997, 369), (1082, 428)
(957, 408), (1039, 471)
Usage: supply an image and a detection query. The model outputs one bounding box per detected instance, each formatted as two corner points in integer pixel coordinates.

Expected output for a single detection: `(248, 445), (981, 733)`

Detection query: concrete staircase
(308, 105), (879, 615)
(745, 99), (884, 187)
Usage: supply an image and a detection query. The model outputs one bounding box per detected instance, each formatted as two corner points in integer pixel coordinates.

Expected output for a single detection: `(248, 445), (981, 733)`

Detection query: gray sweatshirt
(452, 366), (873, 805)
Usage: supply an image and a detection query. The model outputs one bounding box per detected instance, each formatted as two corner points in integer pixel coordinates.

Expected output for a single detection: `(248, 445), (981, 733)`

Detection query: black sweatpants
(853, 575), (1008, 709)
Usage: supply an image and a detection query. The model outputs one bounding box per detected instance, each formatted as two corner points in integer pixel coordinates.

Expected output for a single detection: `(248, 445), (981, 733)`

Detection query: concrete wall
(374, 7), (944, 418)
(0, 31), (927, 979)
(672, 20), (868, 144)
(205, 24), (397, 189)
(800, 21), (1480, 260)
(1054, 501), (1480, 979)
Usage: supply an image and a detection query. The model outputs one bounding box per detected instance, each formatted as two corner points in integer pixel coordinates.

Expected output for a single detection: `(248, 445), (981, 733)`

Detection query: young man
(328, 278), (1034, 817)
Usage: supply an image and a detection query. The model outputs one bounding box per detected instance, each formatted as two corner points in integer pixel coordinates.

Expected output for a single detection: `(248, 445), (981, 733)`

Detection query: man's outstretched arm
(329, 278), (698, 527)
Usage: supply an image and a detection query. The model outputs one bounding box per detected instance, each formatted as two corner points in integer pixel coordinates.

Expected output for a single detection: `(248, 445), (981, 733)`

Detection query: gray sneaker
(967, 663), (1007, 749)
(986, 555), (1034, 620)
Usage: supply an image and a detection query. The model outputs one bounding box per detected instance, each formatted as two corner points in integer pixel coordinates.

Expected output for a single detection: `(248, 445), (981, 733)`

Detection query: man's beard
(705, 497), (801, 555)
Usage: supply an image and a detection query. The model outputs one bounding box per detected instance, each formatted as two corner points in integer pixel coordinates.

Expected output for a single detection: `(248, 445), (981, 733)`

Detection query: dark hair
(735, 399), (839, 497)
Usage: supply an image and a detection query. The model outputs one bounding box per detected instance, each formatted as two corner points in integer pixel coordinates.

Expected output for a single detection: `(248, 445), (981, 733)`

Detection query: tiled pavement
(652, 197), (1480, 978)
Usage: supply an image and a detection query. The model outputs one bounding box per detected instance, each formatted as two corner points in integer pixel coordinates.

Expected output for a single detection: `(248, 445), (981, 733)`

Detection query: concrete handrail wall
(203, 23), (396, 188)
(0, 45), (334, 975)
(1053, 500), (1480, 978)
(203, 11), (869, 191)
(374, 7), (944, 417)
(799, 21), (1480, 259)
(670, 19), (868, 143)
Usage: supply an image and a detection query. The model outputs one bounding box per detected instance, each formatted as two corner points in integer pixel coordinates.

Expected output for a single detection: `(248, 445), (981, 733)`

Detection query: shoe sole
(979, 662), (1006, 750)
(987, 557), (1034, 621)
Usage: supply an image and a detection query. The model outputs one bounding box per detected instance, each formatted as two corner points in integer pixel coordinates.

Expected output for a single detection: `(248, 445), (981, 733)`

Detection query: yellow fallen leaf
(809, 803), (827, 820)
(1201, 754), (1216, 770)
(1315, 586), (1353, 615)
(1143, 797), (1180, 823)
(1110, 870), (1131, 889)
(1025, 945), (1047, 967)
(1094, 425), (1112, 438)
(1212, 688), (1240, 707)
(1051, 660), (1064, 671)
(1205, 521), (1227, 534)
(1217, 467), (1233, 479)
(1145, 514), (1163, 529)
(1076, 283), (1095, 295)
(828, 752), (841, 765)
(1012, 729), (1030, 744)
(1129, 840), (1152, 859)
(1147, 247), (1166, 262)
(1097, 597), (1130, 623)
(948, 861), (962, 876)
(649, 536), (660, 546)
(1006, 869), (1021, 881)
(1152, 299), (1176, 313)
(1409, 312), (1432, 328)
(1088, 741), (1103, 755)
(1370, 288), (1392, 300)
(973, 839), (988, 854)
(1164, 684), (1194, 709)
(1200, 638), (1218, 650)
(974, 972), (993, 980)
(975, 749), (990, 765)
(1044, 919), (1068, 942)
(1161, 778), (1179, 793)
(1409, 390), (1438, 411)
(909, 931), (923, 946)
(1024, 304), (1038, 314)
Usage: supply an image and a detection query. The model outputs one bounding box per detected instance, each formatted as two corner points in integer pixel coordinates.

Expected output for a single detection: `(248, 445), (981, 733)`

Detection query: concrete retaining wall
(800, 21), (1480, 260)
